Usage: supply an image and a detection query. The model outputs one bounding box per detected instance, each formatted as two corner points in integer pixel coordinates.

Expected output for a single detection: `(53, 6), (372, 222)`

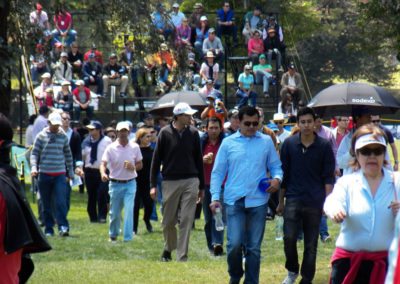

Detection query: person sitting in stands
(102, 53), (129, 98)
(189, 3), (206, 44)
(199, 79), (221, 100)
(175, 17), (192, 48)
(49, 42), (65, 70)
(53, 51), (73, 85)
(151, 3), (173, 40)
(236, 64), (257, 108)
(43, 87), (55, 109)
(278, 93), (298, 123)
(194, 16), (209, 57)
(83, 44), (103, 65)
(67, 42), (84, 78)
(35, 72), (53, 106)
(52, 5), (77, 47)
(216, 1), (238, 46)
(262, 15), (284, 42)
(170, 3), (186, 28)
(72, 80), (93, 121)
(30, 43), (50, 84)
(242, 6), (264, 44)
(55, 81), (73, 115)
(200, 51), (220, 88)
(29, 3), (51, 33)
(264, 27), (285, 72)
(82, 53), (103, 97)
(202, 28), (224, 68)
(183, 53), (201, 90)
(253, 54), (273, 97)
(247, 29), (264, 64)
(280, 63), (304, 107)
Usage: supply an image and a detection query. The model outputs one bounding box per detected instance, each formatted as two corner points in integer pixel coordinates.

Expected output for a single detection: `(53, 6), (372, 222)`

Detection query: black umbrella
(307, 82), (400, 117)
(149, 90), (207, 117)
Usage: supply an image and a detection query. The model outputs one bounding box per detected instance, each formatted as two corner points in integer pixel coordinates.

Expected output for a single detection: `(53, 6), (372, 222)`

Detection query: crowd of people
(4, 1), (397, 283)
(28, 1), (305, 122)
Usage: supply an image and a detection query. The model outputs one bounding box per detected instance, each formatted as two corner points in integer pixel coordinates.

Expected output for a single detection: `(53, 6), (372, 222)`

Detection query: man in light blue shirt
(210, 106), (283, 284)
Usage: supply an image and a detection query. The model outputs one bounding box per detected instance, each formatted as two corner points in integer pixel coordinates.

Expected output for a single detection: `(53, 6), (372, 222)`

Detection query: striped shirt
(30, 127), (73, 177)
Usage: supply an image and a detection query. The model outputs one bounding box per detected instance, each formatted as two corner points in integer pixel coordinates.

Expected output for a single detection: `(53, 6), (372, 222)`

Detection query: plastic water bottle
(214, 207), (224, 231)
(275, 216), (284, 241)
(258, 178), (271, 193)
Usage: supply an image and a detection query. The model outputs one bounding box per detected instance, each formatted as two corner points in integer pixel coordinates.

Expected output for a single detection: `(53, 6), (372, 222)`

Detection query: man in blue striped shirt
(31, 112), (74, 237)
(210, 106), (283, 284)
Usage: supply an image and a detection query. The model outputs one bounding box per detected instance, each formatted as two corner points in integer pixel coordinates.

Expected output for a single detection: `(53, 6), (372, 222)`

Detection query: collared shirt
(210, 131), (283, 207)
(170, 11), (185, 27)
(281, 133), (336, 209)
(102, 140), (142, 180)
(82, 136), (112, 169)
(316, 125), (338, 168)
(203, 140), (221, 186)
(324, 169), (399, 252)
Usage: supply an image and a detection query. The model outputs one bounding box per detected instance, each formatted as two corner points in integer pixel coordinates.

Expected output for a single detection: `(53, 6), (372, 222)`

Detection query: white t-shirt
(29, 11), (49, 29)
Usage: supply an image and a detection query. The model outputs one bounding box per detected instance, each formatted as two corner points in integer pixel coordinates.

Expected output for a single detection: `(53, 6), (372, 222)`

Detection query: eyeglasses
(243, 121), (259, 127)
(358, 147), (385, 156)
(371, 120), (381, 123)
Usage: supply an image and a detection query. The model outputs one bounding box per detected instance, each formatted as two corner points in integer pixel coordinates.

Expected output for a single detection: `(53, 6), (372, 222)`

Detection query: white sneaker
(282, 271), (298, 284)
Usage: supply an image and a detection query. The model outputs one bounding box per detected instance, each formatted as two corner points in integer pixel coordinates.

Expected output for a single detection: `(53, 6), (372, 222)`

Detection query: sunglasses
(371, 120), (381, 123)
(358, 147), (385, 156)
(243, 121), (259, 127)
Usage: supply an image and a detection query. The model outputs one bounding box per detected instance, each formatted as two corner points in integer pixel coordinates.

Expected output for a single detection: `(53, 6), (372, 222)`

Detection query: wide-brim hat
(270, 113), (288, 124)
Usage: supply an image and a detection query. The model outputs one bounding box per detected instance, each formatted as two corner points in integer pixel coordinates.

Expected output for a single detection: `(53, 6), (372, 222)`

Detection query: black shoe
(98, 218), (107, 223)
(213, 244), (223, 256)
(161, 250), (172, 262)
(59, 226), (69, 237)
(145, 221), (153, 233)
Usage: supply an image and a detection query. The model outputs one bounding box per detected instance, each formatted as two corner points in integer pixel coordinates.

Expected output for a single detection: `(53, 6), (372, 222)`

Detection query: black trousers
(84, 168), (109, 222)
(133, 183), (154, 232)
(331, 258), (386, 284)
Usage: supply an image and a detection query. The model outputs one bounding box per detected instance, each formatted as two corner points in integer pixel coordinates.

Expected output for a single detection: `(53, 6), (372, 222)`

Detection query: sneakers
(161, 250), (172, 262)
(59, 226), (69, 237)
(109, 236), (117, 243)
(213, 244), (223, 256)
(278, 66), (284, 72)
(321, 235), (331, 243)
(98, 218), (107, 224)
(45, 232), (54, 237)
(282, 271), (299, 284)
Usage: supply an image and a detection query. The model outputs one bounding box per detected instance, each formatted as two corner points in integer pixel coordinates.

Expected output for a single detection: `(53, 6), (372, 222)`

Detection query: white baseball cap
(173, 102), (197, 116)
(355, 133), (387, 150)
(48, 112), (62, 125)
(41, 72), (51, 79)
(172, 3), (179, 8)
(116, 121), (130, 131)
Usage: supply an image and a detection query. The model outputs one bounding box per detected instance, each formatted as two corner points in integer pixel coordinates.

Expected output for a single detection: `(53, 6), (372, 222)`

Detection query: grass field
(27, 187), (339, 284)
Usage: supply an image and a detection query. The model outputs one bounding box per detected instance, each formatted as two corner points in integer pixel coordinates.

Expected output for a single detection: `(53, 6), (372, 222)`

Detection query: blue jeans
(319, 215), (329, 239)
(283, 199), (322, 283)
(255, 70), (272, 93)
(225, 198), (268, 284)
(108, 180), (136, 241)
(38, 173), (69, 234)
(203, 186), (224, 251)
(74, 105), (93, 121)
(52, 29), (77, 46)
(83, 75), (104, 95)
(267, 49), (282, 70)
(236, 89), (257, 108)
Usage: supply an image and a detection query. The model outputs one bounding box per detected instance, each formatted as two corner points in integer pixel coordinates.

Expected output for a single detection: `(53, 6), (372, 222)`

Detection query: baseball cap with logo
(355, 133), (387, 151)
(48, 112), (62, 125)
(173, 102), (197, 116)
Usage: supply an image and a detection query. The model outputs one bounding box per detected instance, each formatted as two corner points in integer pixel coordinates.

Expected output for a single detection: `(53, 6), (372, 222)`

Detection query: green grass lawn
(27, 187), (339, 284)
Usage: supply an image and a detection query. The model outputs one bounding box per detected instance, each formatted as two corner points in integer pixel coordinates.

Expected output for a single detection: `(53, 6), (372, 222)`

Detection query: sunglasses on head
(358, 147), (385, 156)
(243, 121), (259, 127)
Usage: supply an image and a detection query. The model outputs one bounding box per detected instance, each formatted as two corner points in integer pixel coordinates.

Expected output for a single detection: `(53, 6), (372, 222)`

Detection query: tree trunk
(0, 0), (11, 117)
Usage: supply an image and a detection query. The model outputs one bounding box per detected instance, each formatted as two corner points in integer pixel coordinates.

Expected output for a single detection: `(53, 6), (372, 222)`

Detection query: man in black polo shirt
(150, 102), (205, 262)
(277, 107), (335, 284)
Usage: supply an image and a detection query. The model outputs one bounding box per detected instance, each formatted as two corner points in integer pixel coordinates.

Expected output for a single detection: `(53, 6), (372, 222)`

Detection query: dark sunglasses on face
(243, 121), (259, 127)
(358, 147), (385, 156)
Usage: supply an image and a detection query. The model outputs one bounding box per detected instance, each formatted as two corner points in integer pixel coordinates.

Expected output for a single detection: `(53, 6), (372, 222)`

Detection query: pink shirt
(102, 140), (142, 180)
(247, 38), (264, 56)
(54, 12), (72, 30)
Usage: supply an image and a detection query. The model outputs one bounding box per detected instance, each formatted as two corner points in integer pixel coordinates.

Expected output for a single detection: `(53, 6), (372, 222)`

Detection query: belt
(109, 178), (134, 184)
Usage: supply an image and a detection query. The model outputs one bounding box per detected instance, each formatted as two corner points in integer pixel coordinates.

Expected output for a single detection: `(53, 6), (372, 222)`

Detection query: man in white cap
(53, 51), (73, 85)
(170, 3), (185, 28)
(150, 102), (205, 262)
(30, 111), (74, 237)
(100, 121), (143, 242)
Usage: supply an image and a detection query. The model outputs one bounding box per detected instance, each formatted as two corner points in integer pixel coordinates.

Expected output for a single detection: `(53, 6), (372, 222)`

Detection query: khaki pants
(162, 177), (199, 261)
(102, 75), (129, 94)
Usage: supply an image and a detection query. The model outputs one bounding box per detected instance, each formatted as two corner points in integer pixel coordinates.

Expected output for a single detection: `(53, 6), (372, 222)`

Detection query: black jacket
(0, 164), (51, 254)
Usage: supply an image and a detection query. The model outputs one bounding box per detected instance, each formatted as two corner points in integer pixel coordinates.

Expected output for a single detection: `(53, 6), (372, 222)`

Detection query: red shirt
(203, 140), (221, 186)
(335, 129), (348, 147)
(54, 12), (72, 30)
(0, 193), (22, 284)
